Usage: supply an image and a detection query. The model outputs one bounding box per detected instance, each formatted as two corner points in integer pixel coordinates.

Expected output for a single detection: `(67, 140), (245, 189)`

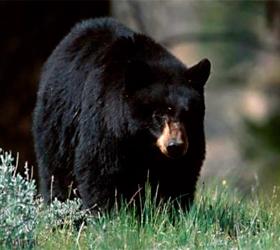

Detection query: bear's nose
(166, 140), (186, 158)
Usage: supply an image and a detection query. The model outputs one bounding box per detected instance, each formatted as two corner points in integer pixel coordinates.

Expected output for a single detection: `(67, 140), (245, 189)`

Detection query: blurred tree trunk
(266, 0), (280, 42)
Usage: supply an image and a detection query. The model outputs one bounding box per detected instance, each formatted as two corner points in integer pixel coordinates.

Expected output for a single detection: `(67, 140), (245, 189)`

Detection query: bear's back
(46, 18), (134, 66)
(37, 18), (135, 109)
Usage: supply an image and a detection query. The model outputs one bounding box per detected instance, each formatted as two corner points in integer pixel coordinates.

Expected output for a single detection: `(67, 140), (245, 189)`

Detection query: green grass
(36, 185), (280, 250)
(1, 149), (280, 249)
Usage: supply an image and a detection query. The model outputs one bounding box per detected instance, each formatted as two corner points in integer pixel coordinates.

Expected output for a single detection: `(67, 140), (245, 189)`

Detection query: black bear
(32, 18), (211, 211)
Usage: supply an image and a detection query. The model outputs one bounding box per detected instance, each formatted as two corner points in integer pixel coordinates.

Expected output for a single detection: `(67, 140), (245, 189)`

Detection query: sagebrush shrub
(0, 149), (38, 246)
(0, 149), (87, 248)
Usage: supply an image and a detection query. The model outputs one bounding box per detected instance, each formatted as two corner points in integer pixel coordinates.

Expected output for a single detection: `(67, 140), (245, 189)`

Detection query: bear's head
(124, 58), (211, 159)
(102, 35), (211, 159)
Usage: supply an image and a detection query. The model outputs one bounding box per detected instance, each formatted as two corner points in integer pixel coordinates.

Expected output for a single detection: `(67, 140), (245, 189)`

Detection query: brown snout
(156, 121), (188, 158)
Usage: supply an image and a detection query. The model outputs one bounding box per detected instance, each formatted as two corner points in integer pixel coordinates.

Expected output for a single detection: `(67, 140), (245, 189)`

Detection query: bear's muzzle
(156, 121), (188, 158)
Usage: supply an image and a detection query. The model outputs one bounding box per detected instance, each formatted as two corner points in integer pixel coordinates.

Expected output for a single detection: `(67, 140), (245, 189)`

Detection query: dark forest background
(0, 1), (110, 179)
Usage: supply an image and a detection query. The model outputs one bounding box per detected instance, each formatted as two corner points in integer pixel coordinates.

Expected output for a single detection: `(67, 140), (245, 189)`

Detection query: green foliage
(244, 114), (280, 158)
(0, 149), (86, 248)
(0, 149), (280, 249)
(243, 113), (280, 187)
(0, 149), (38, 247)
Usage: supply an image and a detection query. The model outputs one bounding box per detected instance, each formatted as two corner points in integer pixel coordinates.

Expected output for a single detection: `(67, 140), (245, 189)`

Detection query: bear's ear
(124, 60), (152, 93)
(186, 58), (211, 89)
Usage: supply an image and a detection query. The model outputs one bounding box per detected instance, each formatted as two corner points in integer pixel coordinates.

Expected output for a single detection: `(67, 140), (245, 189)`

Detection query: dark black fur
(32, 18), (211, 211)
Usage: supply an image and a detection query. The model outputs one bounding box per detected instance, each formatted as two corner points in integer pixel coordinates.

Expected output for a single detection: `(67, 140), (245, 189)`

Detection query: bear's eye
(167, 106), (173, 115)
